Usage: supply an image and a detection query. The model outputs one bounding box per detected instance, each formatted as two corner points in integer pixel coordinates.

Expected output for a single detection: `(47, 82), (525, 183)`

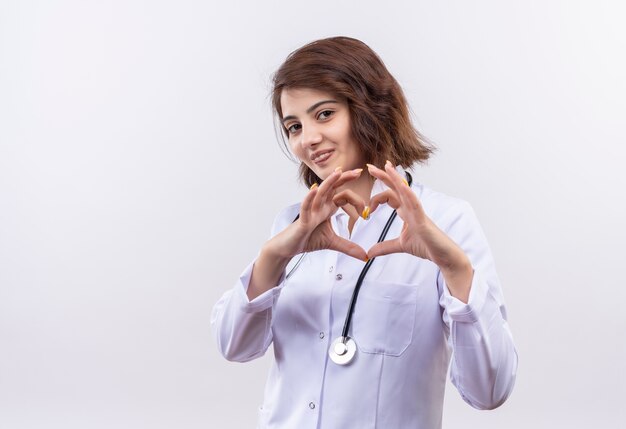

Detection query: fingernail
(366, 163), (376, 170)
(334, 166), (342, 173)
(354, 168), (363, 175)
(361, 206), (370, 220)
(402, 178), (409, 186)
(310, 183), (318, 190)
(386, 160), (393, 168)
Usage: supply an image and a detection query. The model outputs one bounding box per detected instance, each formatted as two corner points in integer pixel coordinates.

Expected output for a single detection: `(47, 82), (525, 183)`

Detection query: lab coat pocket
(352, 280), (418, 356)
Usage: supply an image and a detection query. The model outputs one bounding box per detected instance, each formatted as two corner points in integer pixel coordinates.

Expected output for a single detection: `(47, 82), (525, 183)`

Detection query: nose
(300, 123), (323, 149)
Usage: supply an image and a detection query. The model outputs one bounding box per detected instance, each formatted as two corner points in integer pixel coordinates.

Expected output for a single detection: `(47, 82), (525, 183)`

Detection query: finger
(324, 168), (363, 204)
(328, 236), (368, 262)
(383, 161), (418, 207)
(321, 168), (363, 208)
(299, 183), (319, 222)
(367, 238), (404, 259)
(319, 168), (363, 208)
(383, 160), (407, 186)
(332, 189), (366, 218)
(366, 163), (398, 194)
(384, 160), (416, 206)
(380, 162), (429, 216)
(312, 168), (343, 210)
(369, 189), (400, 213)
(332, 168), (364, 189)
(368, 161), (411, 195)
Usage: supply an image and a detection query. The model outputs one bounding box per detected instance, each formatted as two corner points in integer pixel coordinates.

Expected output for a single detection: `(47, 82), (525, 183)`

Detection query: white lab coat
(212, 172), (518, 429)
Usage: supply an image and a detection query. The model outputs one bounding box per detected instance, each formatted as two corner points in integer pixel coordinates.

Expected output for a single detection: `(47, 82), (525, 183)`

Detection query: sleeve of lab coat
(210, 204), (299, 362)
(437, 200), (518, 410)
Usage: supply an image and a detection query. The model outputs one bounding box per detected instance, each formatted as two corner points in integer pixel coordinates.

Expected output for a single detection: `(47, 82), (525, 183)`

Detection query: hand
(268, 167), (368, 262)
(248, 167), (367, 300)
(366, 162), (473, 301)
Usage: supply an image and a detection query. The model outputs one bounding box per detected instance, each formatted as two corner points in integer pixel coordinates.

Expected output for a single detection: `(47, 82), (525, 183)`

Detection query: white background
(1, 1), (625, 428)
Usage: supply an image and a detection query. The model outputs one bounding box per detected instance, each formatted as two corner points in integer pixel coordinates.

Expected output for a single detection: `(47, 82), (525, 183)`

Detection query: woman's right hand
(266, 167), (368, 262)
(247, 168), (366, 300)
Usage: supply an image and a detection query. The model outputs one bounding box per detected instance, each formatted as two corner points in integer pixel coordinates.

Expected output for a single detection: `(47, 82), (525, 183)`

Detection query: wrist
(260, 240), (293, 262)
(439, 251), (472, 275)
(263, 221), (311, 260)
(440, 254), (473, 304)
(248, 241), (294, 301)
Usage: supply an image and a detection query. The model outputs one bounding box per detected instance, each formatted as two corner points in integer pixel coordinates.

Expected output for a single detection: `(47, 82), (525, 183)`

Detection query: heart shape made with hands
(283, 162), (473, 303)
(335, 163), (416, 261)
(300, 162), (426, 263)
(296, 161), (472, 299)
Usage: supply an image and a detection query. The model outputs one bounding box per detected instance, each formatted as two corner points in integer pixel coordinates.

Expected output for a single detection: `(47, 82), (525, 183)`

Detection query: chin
(305, 165), (329, 180)
(306, 159), (344, 181)
(317, 166), (337, 180)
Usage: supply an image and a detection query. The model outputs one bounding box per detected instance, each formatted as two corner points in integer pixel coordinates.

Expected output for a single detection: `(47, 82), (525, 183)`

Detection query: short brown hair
(272, 36), (434, 187)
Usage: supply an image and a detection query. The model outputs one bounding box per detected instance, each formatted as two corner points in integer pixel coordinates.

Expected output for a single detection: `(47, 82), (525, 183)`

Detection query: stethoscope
(288, 171), (412, 366)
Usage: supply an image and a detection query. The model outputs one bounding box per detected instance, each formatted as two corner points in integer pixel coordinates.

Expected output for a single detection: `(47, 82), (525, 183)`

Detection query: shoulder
(411, 181), (476, 229)
(270, 202), (301, 237)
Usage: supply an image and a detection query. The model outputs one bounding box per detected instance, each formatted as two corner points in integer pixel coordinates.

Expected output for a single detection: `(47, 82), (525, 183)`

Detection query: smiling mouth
(311, 150), (334, 164)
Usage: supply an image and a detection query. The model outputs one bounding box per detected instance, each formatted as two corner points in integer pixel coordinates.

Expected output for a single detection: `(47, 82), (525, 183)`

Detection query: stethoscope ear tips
(329, 336), (357, 365)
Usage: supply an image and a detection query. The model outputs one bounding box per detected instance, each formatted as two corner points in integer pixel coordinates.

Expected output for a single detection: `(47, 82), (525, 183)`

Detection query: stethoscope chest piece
(329, 336), (357, 365)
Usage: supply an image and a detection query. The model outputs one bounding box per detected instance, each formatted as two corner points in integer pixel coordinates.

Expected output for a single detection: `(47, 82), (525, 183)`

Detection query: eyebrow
(281, 100), (338, 124)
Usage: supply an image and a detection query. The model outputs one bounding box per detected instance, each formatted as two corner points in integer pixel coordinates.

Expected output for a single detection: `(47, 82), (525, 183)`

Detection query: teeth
(313, 152), (332, 162)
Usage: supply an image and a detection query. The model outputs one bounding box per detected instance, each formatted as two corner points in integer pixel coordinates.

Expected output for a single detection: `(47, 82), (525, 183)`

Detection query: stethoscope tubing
(287, 171), (413, 363)
(340, 209), (399, 340)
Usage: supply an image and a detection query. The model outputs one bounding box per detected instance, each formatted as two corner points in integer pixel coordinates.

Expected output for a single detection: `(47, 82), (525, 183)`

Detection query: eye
(286, 123), (301, 135)
(317, 110), (334, 120)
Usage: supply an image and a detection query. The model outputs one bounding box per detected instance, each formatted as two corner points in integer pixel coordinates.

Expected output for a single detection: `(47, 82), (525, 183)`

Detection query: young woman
(212, 37), (517, 428)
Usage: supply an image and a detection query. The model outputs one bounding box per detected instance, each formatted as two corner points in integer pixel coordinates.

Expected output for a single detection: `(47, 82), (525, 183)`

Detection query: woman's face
(280, 88), (366, 180)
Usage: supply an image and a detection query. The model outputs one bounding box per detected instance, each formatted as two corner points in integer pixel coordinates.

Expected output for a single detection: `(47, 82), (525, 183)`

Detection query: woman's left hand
(366, 161), (474, 302)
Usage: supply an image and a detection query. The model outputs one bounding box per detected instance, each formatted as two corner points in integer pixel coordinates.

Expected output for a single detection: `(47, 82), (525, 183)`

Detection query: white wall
(1, 1), (625, 428)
